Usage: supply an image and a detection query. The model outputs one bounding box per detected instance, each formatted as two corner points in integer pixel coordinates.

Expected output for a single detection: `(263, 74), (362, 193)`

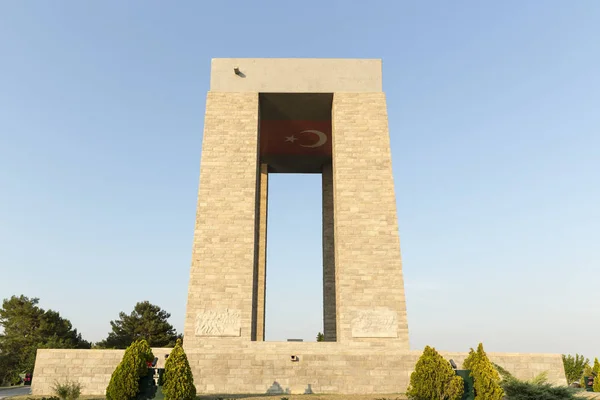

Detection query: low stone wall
(440, 351), (566, 385)
(31, 345), (566, 396)
(185, 343), (566, 395)
(31, 348), (172, 396)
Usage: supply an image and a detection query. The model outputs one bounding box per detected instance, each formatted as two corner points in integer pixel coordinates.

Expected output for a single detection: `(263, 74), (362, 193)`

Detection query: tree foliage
(406, 345), (464, 400)
(106, 339), (155, 400)
(316, 332), (324, 342)
(463, 343), (504, 400)
(162, 338), (196, 400)
(97, 301), (178, 349)
(593, 358), (600, 392)
(0, 295), (90, 385)
(562, 353), (589, 385)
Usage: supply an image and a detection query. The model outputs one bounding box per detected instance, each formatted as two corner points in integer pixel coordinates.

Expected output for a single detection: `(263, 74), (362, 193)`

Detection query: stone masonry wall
(31, 347), (566, 396)
(183, 92), (259, 347)
(332, 92), (409, 346)
(31, 348), (172, 396)
(252, 163), (268, 341)
(322, 163), (337, 341)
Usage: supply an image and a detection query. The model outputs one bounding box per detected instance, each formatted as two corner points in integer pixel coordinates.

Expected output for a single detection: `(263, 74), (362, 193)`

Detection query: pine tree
(97, 301), (178, 349)
(162, 339), (196, 400)
(406, 345), (464, 400)
(106, 339), (154, 400)
(464, 343), (504, 400)
(0, 295), (90, 384)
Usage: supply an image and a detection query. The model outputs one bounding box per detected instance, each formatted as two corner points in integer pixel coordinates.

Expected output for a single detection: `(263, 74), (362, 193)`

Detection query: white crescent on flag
(299, 130), (327, 148)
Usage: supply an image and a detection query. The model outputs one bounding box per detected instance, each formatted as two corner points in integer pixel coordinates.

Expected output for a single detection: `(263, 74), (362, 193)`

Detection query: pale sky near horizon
(1, 1), (599, 361)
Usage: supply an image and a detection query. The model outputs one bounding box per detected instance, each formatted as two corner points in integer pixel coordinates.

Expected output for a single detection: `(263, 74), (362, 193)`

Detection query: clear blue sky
(1, 1), (598, 359)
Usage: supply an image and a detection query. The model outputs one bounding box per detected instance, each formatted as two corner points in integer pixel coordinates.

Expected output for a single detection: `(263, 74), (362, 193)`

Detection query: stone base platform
(31, 343), (566, 396)
(31, 348), (173, 396)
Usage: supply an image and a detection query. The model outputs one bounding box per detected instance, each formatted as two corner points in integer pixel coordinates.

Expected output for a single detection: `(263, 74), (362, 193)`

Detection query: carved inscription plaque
(195, 309), (241, 337)
(351, 309), (398, 338)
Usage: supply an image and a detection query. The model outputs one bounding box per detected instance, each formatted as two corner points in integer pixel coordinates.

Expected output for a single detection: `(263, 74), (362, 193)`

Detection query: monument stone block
(351, 309), (398, 338)
(30, 59), (568, 396)
(195, 309), (241, 337)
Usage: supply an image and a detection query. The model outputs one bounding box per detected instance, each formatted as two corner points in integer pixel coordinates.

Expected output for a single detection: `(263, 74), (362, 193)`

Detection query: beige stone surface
(183, 91), (260, 348)
(322, 163), (336, 342)
(578, 393), (600, 399)
(31, 347), (566, 395)
(331, 92), (408, 346)
(30, 348), (172, 396)
(210, 58), (382, 93)
(251, 163), (268, 341)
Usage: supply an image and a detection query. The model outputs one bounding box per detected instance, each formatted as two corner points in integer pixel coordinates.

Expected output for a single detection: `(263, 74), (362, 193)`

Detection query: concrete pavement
(0, 386), (31, 399)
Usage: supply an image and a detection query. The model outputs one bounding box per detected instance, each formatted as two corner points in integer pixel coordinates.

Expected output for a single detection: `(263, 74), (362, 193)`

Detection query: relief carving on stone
(351, 309), (398, 338)
(195, 308), (241, 337)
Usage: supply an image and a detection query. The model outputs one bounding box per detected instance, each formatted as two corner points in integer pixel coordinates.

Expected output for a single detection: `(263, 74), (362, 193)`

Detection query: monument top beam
(210, 58), (382, 93)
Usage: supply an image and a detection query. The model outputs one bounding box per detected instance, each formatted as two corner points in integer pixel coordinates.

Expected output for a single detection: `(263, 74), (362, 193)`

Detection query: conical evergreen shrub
(162, 338), (196, 400)
(463, 348), (478, 371)
(106, 339), (155, 400)
(463, 343), (504, 400)
(593, 358), (600, 392)
(406, 345), (464, 400)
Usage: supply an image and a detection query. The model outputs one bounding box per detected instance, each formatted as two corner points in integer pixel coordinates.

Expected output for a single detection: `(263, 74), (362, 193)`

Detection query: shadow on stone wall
(196, 381), (314, 399)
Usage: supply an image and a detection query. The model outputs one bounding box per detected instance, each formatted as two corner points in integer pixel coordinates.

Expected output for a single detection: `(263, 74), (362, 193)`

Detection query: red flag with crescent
(260, 120), (332, 157)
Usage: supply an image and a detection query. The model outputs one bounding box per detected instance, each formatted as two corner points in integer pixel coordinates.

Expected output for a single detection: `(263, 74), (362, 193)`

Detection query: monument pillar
(183, 91), (259, 348)
(332, 92), (409, 346)
(252, 163), (268, 341)
(322, 162), (337, 342)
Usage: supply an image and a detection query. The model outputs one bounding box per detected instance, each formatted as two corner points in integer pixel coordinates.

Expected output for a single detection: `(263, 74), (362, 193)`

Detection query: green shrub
(52, 380), (82, 400)
(594, 358), (600, 392)
(463, 343), (504, 400)
(27, 397), (60, 400)
(106, 339), (155, 400)
(529, 371), (548, 385)
(502, 379), (577, 400)
(162, 338), (196, 400)
(491, 362), (513, 382)
(406, 345), (464, 400)
(561, 353), (589, 385)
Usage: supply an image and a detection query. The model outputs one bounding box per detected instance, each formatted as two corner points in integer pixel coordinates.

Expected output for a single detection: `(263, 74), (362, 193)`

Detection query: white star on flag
(285, 135), (298, 143)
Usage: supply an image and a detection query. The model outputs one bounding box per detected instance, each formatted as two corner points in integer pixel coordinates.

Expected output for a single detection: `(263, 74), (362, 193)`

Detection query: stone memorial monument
(31, 59), (567, 396)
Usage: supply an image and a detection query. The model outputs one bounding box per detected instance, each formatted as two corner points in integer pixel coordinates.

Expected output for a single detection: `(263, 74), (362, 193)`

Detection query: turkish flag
(260, 120), (332, 157)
